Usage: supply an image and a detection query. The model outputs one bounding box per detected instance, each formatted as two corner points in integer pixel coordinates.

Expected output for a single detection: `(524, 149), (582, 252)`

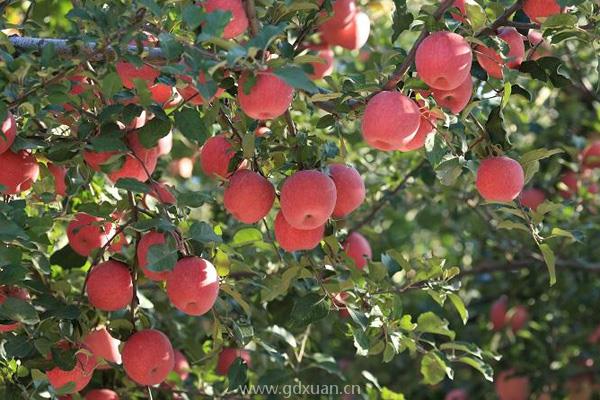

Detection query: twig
(476, 0), (524, 38)
(127, 192), (140, 330)
(243, 0), (260, 37)
(284, 110), (297, 136)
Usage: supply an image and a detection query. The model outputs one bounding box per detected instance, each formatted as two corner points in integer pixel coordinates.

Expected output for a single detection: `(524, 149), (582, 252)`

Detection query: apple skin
(475, 156), (525, 202)
(216, 348), (251, 375)
(476, 27), (525, 79)
(559, 171), (598, 199)
(527, 30), (551, 60)
(445, 388), (468, 400)
(122, 329), (175, 386)
(509, 305), (529, 332)
(582, 140), (600, 169)
(490, 295), (508, 331)
(48, 163), (68, 197)
(361, 91), (421, 151)
(449, 0), (466, 22)
(343, 232), (372, 270)
(115, 61), (159, 89)
(237, 70), (294, 120)
(397, 109), (438, 152)
(280, 170), (337, 230)
(520, 188), (545, 211)
(274, 211), (325, 252)
(148, 83), (179, 108)
(46, 348), (96, 394)
(319, 11), (370, 50)
(475, 45), (503, 80)
(137, 231), (171, 281)
(148, 181), (177, 205)
(178, 72), (225, 105)
(318, 0), (357, 30)
(0, 286), (30, 332)
(0, 150), (40, 195)
(84, 389), (119, 400)
(201, 0), (249, 39)
(172, 350), (190, 382)
(66, 213), (115, 257)
(82, 326), (122, 370)
(0, 112), (17, 154)
(415, 31), (472, 91)
(157, 131), (173, 156)
(224, 170), (276, 224)
(495, 369), (530, 400)
(200, 135), (238, 179)
(328, 164), (365, 218)
(431, 75), (473, 115)
(86, 260), (133, 312)
(166, 257), (220, 316)
(169, 157), (195, 178)
(307, 45), (335, 80)
(523, 0), (562, 23)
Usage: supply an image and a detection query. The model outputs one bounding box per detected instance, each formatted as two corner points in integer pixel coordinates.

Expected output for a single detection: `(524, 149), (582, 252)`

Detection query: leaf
(0, 297), (39, 325)
(448, 293), (468, 324)
(273, 66), (319, 94)
(158, 33), (184, 60)
(289, 293), (329, 329)
(420, 352), (449, 385)
(114, 178), (151, 194)
(232, 228), (263, 247)
(101, 72), (122, 98)
(416, 312), (455, 339)
(183, 4), (204, 29)
(137, 118), (172, 148)
(538, 243), (557, 286)
(174, 108), (208, 144)
(391, 0), (413, 42)
(464, 0), (487, 30)
(189, 222), (223, 244)
(145, 239), (178, 272)
(221, 284), (252, 316)
(435, 157), (463, 186)
(246, 24), (286, 49)
(485, 106), (509, 149)
(49, 245), (88, 270)
(457, 356), (494, 381)
(542, 13), (578, 29)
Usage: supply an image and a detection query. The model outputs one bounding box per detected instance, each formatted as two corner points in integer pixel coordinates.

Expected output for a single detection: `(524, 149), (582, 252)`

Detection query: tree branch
(243, 0), (260, 37)
(476, 0), (524, 37)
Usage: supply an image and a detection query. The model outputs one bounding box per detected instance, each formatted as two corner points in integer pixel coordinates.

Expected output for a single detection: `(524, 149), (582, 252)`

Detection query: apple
(0, 286), (30, 332)
(216, 348), (251, 375)
(148, 83), (181, 108)
(47, 346), (95, 394)
(224, 170), (276, 223)
(397, 104), (438, 152)
(122, 329), (175, 386)
(178, 71), (225, 105)
(0, 112), (16, 154)
(108, 231), (127, 253)
(200, 135), (239, 179)
(86, 260), (133, 311)
(169, 157), (195, 178)
(48, 163), (67, 197)
(582, 140), (600, 169)
(274, 211), (325, 252)
(343, 232), (372, 270)
(137, 231), (171, 281)
(415, 31), (472, 90)
(255, 126), (270, 137)
(319, 11), (370, 50)
(475, 45), (503, 79)
(475, 156), (525, 202)
(523, 0), (562, 23)
(361, 91), (421, 151)
(328, 164), (365, 218)
(82, 326), (122, 369)
(84, 389), (119, 400)
(333, 292), (350, 318)
(280, 170), (337, 229)
(147, 181), (177, 205)
(509, 305), (529, 332)
(0, 150), (40, 194)
(495, 369), (530, 400)
(559, 171), (597, 199)
(319, 0), (357, 30)
(445, 388), (468, 400)
(476, 27), (525, 79)
(307, 45), (335, 80)
(66, 213), (115, 257)
(588, 324), (600, 344)
(490, 295), (508, 331)
(166, 257), (220, 316)
(157, 131), (173, 156)
(171, 350), (190, 382)
(200, 0), (249, 39)
(115, 61), (159, 89)
(449, 0), (466, 22)
(431, 75), (473, 114)
(527, 30), (551, 60)
(520, 188), (545, 211)
(237, 70), (294, 120)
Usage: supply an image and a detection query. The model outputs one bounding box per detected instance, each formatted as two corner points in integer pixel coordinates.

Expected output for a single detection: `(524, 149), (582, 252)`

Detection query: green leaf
(232, 228), (263, 247)
(464, 0), (487, 30)
(246, 24), (286, 49)
(50, 245), (88, 270)
(174, 108), (208, 144)
(485, 106), (509, 149)
(448, 293), (468, 324)
(183, 4), (204, 29)
(542, 13), (577, 29)
(0, 297), (39, 325)
(146, 239), (178, 272)
(289, 293), (329, 329)
(242, 133), (255, 159)
(227, 358), (248, 390)
(457, 356), (494, 381)
(189, 222), (223, 244)
(158, 33), (184, 60)
(416, 312), (455, 339)
(435, 157), (463, 186)
(114, 178), (151, 194)
(101, 72), (122, 98)
(391, 0), (413, 42)
(273, 66), (318, 94)
(137, 118), (172, 148)
(538, 243), (556, 286)
(420, 352), (449, 385)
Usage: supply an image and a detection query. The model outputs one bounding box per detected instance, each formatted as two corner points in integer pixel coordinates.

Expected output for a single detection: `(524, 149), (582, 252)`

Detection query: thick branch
(476, 0), (523, 37)
(243, 0), (260, 37)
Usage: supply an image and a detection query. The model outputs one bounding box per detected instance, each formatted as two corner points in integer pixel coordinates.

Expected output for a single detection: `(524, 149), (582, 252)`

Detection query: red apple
(224, 170), (276, 223)
(280, 170), (337, 229)
(319, 0), (357, 29)
(201, 0), (249, 39)
(361, 91), (421, 151)
(86, 260), (133, 311)
(328, 164), (365, 218)
(445, 388), (468, 400)
(509, 305), (529, 332)
(343, 232), (372, 270)
(523, 0), (562, 23)
(520, 188), (545, 211)
(157, 131), (173, 156)
(47, 347), (95, 394)
(82, 326), (122, 369)
(527, 30), (551, 60)
(416, 31), (472, 90)
(216, 348), (251, 375)
(237, 70), (294, 120)
(66, 213), (115, 257)
(178, 72), (225, 105)
(171, 350), (190, 382)
(582, 141), (600, 169)
(137, 231), (171, 281)
(431, 75), (473, 114)
(148, 181), (177, 205)
(200, 135), (238, 179)
(0, 112), (17, 154)
(115, 61), (159, 89)
(274, 211), (325, 252)
(84, 389), (119, 400)
(475, 156), (525, 202)
(122, 329), (175, 386)
(476, 27), (525, 79)
(0, 150), (40, 194)
(169, 157), (194, 178)
(490, 295), (508, 331)
(166, 257), (220, 316)
(319, 11), (370, 50)
(495, 369), (530, 400)
(48, 163), (67, 197)
(307, 45), (335, 80)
